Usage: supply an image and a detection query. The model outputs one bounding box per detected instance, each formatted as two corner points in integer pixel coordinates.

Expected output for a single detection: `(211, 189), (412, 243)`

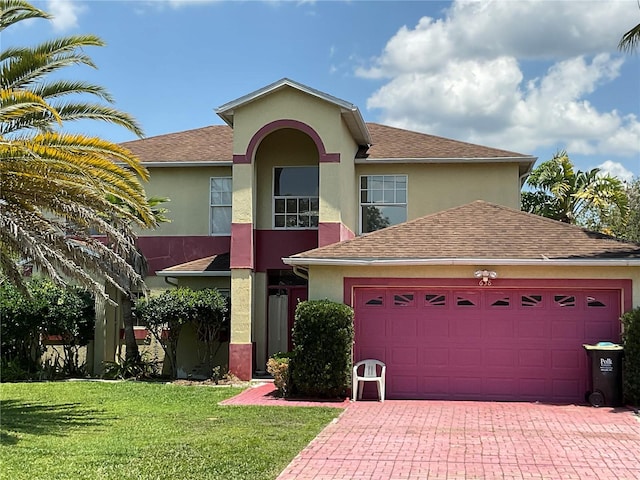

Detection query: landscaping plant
(0, 277), (94, 380)
(134, 288), (228, 378)
(290, 300), (354, 398)
(266, 352), (293, 397)
(621, 307), (640, 405)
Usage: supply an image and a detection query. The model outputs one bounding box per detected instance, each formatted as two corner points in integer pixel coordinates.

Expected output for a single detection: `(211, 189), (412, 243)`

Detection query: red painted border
(343, 277), (633, 312)
(138, 235), (231, 273)
(230, 223), (254, 269)
(318, 222), (355, 247)
(255, 229), (317, 272)
(229, 343), (252, 380)
(233, 119), (340, 164)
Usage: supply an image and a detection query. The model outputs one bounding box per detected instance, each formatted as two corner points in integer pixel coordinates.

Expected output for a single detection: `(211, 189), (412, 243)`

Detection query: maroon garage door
(353, 287), (621, 402)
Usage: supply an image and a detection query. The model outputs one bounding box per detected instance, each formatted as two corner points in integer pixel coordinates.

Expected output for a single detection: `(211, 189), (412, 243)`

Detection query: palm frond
(0, 0), (49, 32)
(619, 22), (640, 53)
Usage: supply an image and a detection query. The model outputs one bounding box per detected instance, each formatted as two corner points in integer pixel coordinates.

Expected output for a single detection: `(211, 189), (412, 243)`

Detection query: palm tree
(619, 4), (640, 53)
(0, 0), (155, 300)
(522, 151), (628, 226)
(105, 194), (170, 365)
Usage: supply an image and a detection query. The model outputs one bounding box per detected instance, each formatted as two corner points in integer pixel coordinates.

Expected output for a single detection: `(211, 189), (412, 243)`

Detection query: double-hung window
(360, 175), (407, 233)
(273, 166), (319, 229)
(210, 177), (232, 235)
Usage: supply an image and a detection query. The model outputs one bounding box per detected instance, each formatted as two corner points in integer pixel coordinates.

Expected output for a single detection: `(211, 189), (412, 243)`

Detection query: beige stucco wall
(355, 162), (522, 222)
(232, 163), (253, 224)
(143, 166), (232, 236)
(308, 264), (640, 311)
(231, 87), (351, 156)
(231, 268), (253, 343)
(232, 87), (361, 230)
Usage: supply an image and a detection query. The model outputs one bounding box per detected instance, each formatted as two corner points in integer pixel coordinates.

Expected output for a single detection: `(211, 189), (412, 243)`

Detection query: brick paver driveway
(277, 400), (640, 480)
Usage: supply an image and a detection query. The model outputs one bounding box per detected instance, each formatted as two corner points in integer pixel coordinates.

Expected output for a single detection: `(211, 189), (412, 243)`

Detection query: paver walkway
(276, 400), (640, 480)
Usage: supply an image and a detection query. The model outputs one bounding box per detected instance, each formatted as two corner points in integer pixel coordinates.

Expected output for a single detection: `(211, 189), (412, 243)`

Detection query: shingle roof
(121, 124), (534, 164)
(121, 126), (233, 163)
(365, 123), (531, 160)
(288, 201), (640, 262)
(157, 253), (230, 274)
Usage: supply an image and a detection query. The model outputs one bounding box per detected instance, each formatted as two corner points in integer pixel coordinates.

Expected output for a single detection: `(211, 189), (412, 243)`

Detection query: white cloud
(358, 0), (640, 163)
(598, 160), (635, 183)
(46, 0), (84, 32)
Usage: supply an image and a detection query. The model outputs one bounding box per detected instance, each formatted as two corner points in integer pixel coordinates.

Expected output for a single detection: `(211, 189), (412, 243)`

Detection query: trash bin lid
(583, 343), (623, 351)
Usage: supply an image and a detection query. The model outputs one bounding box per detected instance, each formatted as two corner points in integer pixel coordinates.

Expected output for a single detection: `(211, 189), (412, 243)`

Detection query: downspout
(163, 276), (179, 287)
(292, 265), (309, 280)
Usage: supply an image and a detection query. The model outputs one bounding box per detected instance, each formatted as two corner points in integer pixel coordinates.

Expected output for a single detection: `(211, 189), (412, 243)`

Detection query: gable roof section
(364, 123), (536, 176)
(156, 253), (230, 276)
(121, 123), (534, 170)
(215, 78), (371, 146)
(121, 126), (233, 165)
(284, 201), (640, 266)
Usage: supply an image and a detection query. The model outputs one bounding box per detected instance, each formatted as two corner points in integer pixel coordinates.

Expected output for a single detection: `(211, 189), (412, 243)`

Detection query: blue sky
(8, 0), (640, 181)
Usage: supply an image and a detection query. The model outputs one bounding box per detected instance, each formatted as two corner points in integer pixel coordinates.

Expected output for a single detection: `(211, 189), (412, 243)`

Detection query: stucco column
(229, 163), (254, 380)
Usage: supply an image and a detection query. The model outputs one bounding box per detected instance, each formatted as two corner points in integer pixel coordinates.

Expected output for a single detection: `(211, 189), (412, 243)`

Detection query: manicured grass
(0, 381), (340, 480)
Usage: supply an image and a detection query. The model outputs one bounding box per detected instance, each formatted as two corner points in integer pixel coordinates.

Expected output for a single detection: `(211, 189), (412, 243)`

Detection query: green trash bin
(583, 342), (624, 407)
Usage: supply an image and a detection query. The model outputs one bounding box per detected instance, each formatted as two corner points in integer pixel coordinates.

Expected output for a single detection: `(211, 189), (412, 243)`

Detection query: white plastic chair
(352, 359), (386, 402)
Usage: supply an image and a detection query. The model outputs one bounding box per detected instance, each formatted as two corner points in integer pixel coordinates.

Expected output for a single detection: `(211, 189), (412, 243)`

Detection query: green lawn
(0, 381), (341, 480)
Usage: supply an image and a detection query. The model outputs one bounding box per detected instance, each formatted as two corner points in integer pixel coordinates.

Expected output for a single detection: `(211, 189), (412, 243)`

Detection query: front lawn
(0, 381), (340, 480)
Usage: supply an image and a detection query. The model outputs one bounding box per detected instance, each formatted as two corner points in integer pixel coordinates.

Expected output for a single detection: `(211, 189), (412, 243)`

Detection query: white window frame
(359, 174), (407, 234)
(209, 176), (232, 236)
(272, 166), (319, 230)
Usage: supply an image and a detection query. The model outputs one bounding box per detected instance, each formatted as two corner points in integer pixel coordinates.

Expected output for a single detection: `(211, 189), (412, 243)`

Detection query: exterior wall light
(474, 269), (497, 286)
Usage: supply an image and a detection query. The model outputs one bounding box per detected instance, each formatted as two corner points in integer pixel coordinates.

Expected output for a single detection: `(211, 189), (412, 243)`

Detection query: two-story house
(97, 78), (639, 403)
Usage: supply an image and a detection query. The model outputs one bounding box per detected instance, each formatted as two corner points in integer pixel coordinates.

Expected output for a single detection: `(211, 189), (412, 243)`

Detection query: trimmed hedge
(622, 307), (640, 405)
(290, 300), (354, 398)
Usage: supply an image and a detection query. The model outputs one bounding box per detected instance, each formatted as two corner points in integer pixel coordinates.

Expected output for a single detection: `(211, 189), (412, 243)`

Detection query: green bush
(622, 307), (640, 406)
(266, 352), (292, 397)
(290, 300), (354, 398)
(134, 288), (229, 379)
(0, 278), (94, 381)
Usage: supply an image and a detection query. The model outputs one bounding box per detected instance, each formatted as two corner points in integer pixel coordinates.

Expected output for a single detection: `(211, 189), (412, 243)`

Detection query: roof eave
(155, 270), (231, 277)
(138, 161), (233, 167)
(356, 155), (537, 166)
(282, 257), (640, 267)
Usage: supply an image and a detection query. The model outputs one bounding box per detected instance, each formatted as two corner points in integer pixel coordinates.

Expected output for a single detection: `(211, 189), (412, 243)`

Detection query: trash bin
(583, 342), (624, 407)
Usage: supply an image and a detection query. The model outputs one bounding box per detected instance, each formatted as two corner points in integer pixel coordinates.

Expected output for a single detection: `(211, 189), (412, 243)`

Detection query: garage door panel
(452, 318), (482, 337)
(450, 377), (482, 396)
(485, 377), (518, 398)
(390, 346), (418, 366)
(389, 374), (418, 397)
(518, 349), (546, 368)
(485, 348), (518, 367)
(390, 317), (417, 337)
(421, 347), (449, 367)
(585, 321), (616, 342)
(518, 320), (550, 339)
(450, 348), (483, 367)
(551, 319), (582, 339)
(417, 314), (449, 337)
(484, 318), (515, 337)
(552, 378), (582, 400)
(354, 287), (621, 403)
(551, 349), (581, 369)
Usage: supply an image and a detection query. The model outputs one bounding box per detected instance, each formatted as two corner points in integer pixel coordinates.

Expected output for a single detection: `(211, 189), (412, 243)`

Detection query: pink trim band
(234, 119), (340, 164)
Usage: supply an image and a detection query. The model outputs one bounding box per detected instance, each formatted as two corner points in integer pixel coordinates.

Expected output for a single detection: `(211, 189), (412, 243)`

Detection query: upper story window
(273, 166), (319, 229)
(360, 175), (407, 233)
(210, 177), (232, 235)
